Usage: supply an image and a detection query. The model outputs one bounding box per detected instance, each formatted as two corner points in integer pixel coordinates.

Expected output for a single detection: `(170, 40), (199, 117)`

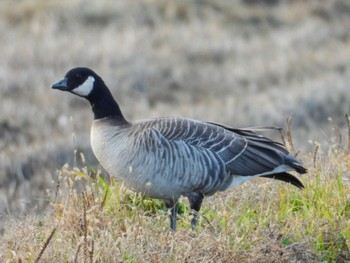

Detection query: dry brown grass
(0, 0), (350, 260)
(0, 135), (349, 262)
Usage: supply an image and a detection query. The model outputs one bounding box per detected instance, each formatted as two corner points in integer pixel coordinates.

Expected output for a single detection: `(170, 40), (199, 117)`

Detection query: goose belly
(100, 154), (204, 199)
(93, 142), (219, 199)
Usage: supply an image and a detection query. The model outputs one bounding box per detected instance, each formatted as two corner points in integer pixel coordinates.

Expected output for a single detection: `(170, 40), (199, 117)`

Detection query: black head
(52, 67), (101, 97)
(52, 67), (126, 121)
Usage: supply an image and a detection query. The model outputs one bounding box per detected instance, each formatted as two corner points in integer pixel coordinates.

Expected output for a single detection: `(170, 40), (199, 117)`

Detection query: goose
(52, 67), (307, 231)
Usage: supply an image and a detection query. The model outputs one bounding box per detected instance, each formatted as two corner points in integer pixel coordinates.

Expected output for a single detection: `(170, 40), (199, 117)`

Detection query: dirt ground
(0, 0), (350, 216)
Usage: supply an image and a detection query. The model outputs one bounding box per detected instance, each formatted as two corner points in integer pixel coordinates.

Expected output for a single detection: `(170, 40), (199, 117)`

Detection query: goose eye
(76, 74), (82, 79)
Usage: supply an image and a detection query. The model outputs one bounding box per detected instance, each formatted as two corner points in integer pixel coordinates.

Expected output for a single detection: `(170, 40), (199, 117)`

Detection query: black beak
(52, 78), (69, 91)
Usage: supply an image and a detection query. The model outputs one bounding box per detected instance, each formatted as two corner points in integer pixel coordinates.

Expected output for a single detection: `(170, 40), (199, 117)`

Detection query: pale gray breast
(91, 119), (135, 180)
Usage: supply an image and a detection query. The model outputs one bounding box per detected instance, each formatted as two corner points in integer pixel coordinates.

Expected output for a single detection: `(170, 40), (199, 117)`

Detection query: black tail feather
(282, 154), (308, 174)
(261, 172), (304, 189)
(288, 162), (308, 175)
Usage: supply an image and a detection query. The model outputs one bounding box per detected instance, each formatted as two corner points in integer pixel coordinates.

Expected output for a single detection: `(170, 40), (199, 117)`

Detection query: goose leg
(164, 199), (178, 231)
(188, 192), (204, 229)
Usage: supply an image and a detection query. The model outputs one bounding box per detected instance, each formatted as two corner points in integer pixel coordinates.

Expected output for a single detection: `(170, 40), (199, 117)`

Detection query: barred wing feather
(145, 118), (305, 187)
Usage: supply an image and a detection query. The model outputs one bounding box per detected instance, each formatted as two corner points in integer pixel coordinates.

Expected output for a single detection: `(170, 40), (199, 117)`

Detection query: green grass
(1, 146), (349, 262)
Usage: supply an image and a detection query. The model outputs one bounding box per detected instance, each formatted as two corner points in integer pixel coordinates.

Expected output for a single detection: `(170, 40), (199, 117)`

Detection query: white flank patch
(72, 76), (95, 96)
(229, 164), (293, 188)
(229, 175), (256, 188)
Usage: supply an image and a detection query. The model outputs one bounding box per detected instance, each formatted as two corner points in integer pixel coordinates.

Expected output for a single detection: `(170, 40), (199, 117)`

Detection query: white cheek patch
(72, 76), (95, 96)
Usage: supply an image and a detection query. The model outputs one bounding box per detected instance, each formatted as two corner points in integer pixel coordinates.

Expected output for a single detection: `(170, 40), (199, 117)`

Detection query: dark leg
(164, 199), (178, 231)
(187, 192), (204, 229)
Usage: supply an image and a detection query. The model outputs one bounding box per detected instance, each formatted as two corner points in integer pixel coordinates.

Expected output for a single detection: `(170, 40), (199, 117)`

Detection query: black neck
(86, 81), (128, 123)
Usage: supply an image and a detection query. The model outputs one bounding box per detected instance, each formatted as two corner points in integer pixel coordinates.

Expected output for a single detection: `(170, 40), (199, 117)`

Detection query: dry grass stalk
(346, 114), (350, 156)
(313, 145), (319, 168)
(99, 189), (108, 211)
(200, 214), (216, 234)
(336, 126), (342, 148)
(83, 193), (88, 263)
(74, 244), (81, 263)
(34, 228), (56, 263)
(54, 175), (60, 203)
(286, 114), (295, 154)
(89, 240), (94, 263)
(278, 129), (287, 148)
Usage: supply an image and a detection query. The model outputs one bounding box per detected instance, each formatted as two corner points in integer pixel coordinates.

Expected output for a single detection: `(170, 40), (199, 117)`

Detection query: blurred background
(0, 0), (349, 216)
